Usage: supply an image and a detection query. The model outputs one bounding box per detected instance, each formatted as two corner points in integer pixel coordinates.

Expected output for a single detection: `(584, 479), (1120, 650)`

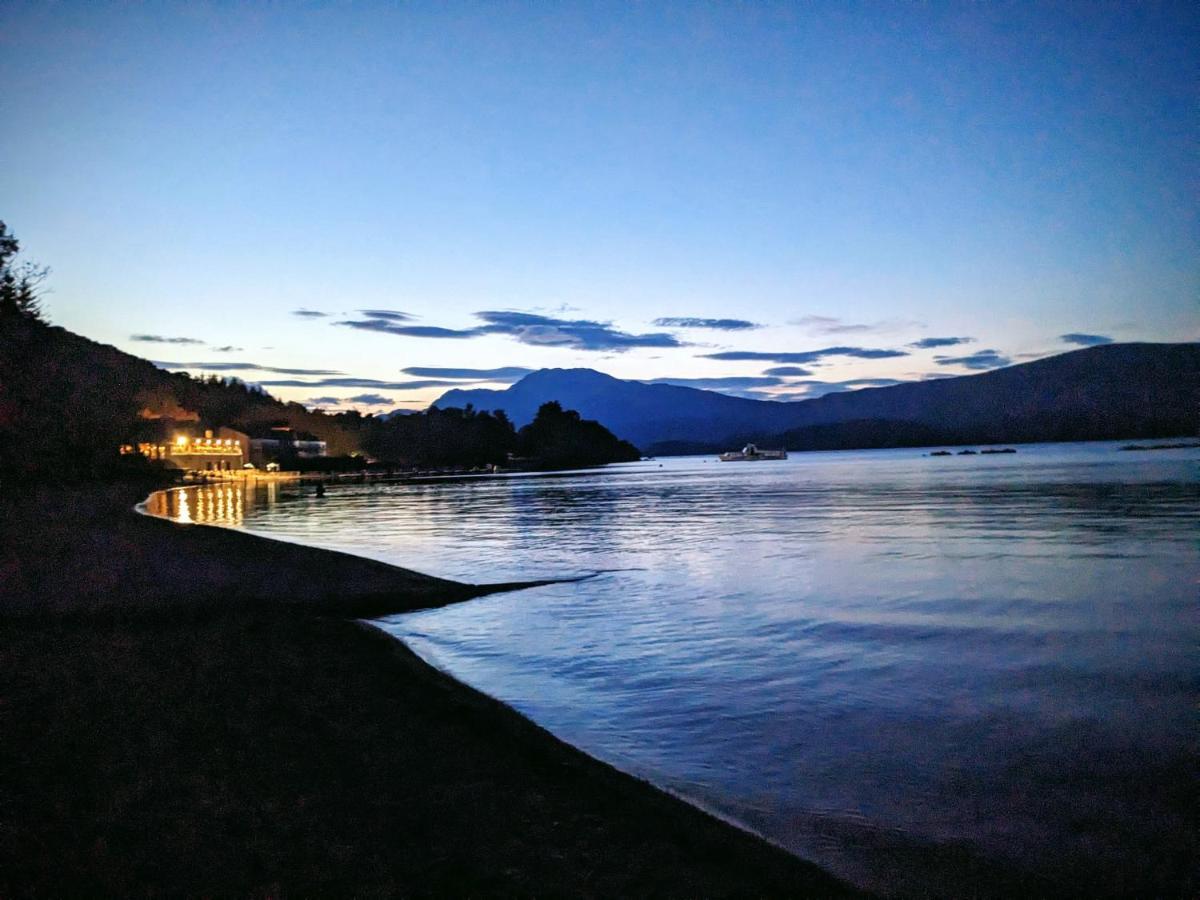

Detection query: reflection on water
(148, 443), (1199, 897)
(145, 481), (250, 526)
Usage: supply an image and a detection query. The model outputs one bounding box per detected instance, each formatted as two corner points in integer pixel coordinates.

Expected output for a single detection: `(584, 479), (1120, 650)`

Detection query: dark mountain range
(434, 343), (1200, 453)
(437, 368), (793, 449)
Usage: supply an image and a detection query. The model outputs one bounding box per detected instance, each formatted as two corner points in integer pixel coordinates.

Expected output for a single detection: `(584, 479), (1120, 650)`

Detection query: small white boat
(719, 443), (788, 461)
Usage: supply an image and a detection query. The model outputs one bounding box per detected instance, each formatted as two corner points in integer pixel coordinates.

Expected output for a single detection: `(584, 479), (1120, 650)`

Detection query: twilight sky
(3, 2), (1197, 410)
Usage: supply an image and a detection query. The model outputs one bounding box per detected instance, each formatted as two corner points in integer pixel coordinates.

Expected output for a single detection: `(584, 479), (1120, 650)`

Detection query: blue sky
(3, 1), (1196, 409)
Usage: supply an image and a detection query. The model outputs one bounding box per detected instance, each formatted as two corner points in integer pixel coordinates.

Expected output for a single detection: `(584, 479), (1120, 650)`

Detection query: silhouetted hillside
(0, 315), (361, 481)
(433, 344), (1200, 453)
(776, 342), (1200, 445)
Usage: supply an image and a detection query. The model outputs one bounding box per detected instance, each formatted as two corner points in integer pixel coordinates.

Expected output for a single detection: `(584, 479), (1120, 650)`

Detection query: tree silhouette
(516, 401), (640, 469)
(0, 221), (48, 321)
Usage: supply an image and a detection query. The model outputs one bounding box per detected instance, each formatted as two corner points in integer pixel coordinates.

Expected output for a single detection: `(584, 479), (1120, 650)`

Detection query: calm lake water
(154, 442), (1198, 897)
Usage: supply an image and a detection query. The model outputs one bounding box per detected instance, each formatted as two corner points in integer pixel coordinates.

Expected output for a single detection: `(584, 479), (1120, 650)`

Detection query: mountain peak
(518, 367), (622, 385)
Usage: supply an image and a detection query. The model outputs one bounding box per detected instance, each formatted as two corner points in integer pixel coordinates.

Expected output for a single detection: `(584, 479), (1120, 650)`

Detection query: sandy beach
(0, 478), (858, 896)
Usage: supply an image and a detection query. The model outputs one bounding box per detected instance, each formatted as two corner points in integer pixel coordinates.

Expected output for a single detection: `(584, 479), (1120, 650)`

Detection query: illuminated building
(119, 426), (250, 471)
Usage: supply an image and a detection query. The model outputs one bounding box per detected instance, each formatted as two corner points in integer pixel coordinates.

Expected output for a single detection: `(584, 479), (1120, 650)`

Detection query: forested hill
(0, 313), (365, 481)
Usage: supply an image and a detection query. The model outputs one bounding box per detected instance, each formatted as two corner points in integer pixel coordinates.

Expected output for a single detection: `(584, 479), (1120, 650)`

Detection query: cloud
(747, 377), (909, 401)
(792, 316), (921, 335)
(909, 336), (974, 349)
(701, 346), (909, 364)
(337, 319), (482, 339)
(291, 308), (329, 318)
(651, 317), (761, 331)
(933, 349), (1012, 370)
(475, 310), (685, 351)
(306, 394), (410, 408)
(1060, 333), (1114, 347)
(131, 334), (205, 345)
(346, 393), (395, 405)
(154, 360), (345, 376)
(792, 377), (907, 391)
(401, 366), (534, 382)
(257, 377), (465, 389)
(738, 386), (842, 401)
(359, 309), (417, 322)
(336, 309), (687, 352)
(1014, 350), (1056, 361)
(642, 376), (786, 390)
(210, 345), (243, 353)
(762, 366), (814, 376)
(837, 378), (908, 387)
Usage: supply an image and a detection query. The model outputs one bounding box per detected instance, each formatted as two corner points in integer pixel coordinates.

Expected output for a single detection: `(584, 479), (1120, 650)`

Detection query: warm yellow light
(176, 435), (188, 446)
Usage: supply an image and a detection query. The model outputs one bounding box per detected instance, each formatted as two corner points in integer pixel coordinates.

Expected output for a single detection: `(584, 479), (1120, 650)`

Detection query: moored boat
(719, 443), (787, 461)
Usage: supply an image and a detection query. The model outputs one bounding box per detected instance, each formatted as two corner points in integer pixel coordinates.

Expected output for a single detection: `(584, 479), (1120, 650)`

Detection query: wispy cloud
(346, 393), (395, 405)
(909, 336), (974, 349)
(792, 316), (921, 336)
(652, 317), (761, 331)
(762, 366), (814, 376)
(337, 309), (686, 352)
(131, 334), (205, 345)
(338, 320), (482, 339)
(210, 345), (243, 353)
(359, 309), (417, 322)
(748, 377), (909, 401)
(934, 349), (1012, 370)
(401, 366), (534, 382)
(701, 346), (908, 364)
(291, 308), (329, 318)
(476, 310), (685, 350)
(306, 395), (417, 408)
(836, 378), (907, 388)
(258, 377), (466, 389)
(642, 376), (786, 390)
(1060, 333), (1114, 347)
(153, 361), (345, 376)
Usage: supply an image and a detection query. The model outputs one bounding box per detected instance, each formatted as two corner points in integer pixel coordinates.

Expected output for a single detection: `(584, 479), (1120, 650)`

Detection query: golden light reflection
(172, 483), (249, 527)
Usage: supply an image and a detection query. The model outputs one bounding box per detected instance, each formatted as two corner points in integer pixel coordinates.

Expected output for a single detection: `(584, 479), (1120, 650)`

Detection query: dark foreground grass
(0, 482), (858, 897)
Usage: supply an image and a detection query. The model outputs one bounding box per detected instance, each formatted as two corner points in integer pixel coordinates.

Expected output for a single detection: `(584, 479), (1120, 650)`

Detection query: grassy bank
(0, 481), (857, 896)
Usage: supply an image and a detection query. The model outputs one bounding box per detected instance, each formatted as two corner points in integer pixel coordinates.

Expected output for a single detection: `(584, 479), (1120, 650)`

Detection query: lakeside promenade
(0, 479), (857, 896)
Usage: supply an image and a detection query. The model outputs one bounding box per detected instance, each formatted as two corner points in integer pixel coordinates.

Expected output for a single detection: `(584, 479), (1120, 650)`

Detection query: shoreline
(143, 481), (808, 869)
(0, 479), (859, 896)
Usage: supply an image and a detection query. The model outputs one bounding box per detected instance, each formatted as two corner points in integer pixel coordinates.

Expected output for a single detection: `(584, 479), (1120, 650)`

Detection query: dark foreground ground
(0, 481), (858, 897)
